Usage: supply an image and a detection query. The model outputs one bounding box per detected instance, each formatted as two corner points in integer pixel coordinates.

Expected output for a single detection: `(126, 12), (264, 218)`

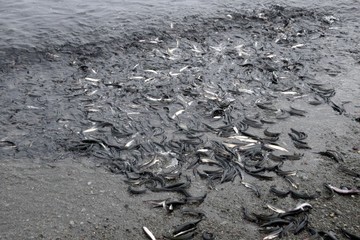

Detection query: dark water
(1, 0), (358, 50)
(0, 0), (234, 49)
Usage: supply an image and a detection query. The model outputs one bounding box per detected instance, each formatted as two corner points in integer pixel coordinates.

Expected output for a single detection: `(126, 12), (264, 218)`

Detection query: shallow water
(1, 0), (358, 50)
(0, 0), (233, 49)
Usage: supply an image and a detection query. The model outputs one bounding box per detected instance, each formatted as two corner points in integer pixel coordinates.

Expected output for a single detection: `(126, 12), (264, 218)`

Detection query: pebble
(69, 220), (75, 227)
(335, 209), (342, 216)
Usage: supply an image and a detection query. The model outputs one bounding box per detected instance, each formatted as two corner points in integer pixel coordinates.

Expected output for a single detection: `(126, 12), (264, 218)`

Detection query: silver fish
(293, 203), (312, 211)
(229, 135), (259, 143)
(143, 226), (157, 240)
(171, 109), (185, 119)
(263, 228), (283, 240)
(291, 43), (304, 49)
(264, 144), (289, 152)
(125, 139), (135, 148)
(267, 204), (285, 213)
(179, 66), (189, 72)
(129, 76), (144, 80)
(85, 77), (100, 82)
(83, 127), (98, 133)
(144, 69), (158, 74)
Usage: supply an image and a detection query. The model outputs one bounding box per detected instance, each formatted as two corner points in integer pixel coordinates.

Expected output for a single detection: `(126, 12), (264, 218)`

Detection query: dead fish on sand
(143, 226), (157, 240)
(163, 219), (202, 239)
(263, 144), (289, 152)
(324, 183), (360, 196)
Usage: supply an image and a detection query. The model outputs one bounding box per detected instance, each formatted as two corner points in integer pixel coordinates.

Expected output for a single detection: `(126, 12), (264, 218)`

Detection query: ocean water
(1, 0), (358, 51)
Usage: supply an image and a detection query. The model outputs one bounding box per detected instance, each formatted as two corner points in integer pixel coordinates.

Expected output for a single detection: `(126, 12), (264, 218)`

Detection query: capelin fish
(200, 158), (219, 165)
(239, 143), (259, 151)
(256, 102), (277, 111)
(243, 117), (263, 128)
(270, 186), (290, 198)
(242, 207), (258, 223)
(260, 219), (290, 228)
(164, 232), (196, 240)
(288, 106), (307, 117)
(132, 63), (139, 69)
(241, 181), (260, 198)
(275, 169), (297, 177)
(290, 190), (319, 200)
(165, 199), (187, 211)
(268, 153), (284, 162)
(172, 219), (202, 236)
(275, 109), (290, 119)
(202, 232), (215, 240)
(144, 77), (154, 83)
(326, 184), (360, 195)
(144, 69), (158, 74)
(146, 96), (163, 102)
(318, 150), (344, 162)
(263, 228), (283, 240)
(293, 203), (312, 211)
(233, 126), (239, 134)
(197, 148), (211, 153)
(290, 128), (308, 140)
(234, 45), (250, 56)
(203, 90), (219, 100)
(83, 127), (98, 133)
(149, 37), (161, 44)
(222, 142), (239, 148)
(264, 129), (281, 138)
(143, 226), (157, 240)
(179, 66), (189, 72)
(129, 76), (145, 80)
(27, 105), (42, 109)
(85, 77), (100, 82)
(85, 108), (100, 112)
(338, 165), (360, 178)
(228, 135), (259, 143)
(293, 215), (308, 235)
(87, 90), (98, 96)
(285, 176), (299, 189)
(139, 158), (160, 169)
(341, 228), (360, 240)
(0, 140), (16, 148)
(125, 139), (136, 148)
(264, 144), (289, 152)
(292, 139), (311, 149)
(169, 72), (181, 76)
(171, 109), (185, 119)
(191, 45), (202, 53)
(291, 43), (304, 49)
(280, 153), (303, 160)
(144, 199), (168, 209)
(281, 91), (299, 95)
(267, 204), (285, 213)
(238, 88), (255, 94)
